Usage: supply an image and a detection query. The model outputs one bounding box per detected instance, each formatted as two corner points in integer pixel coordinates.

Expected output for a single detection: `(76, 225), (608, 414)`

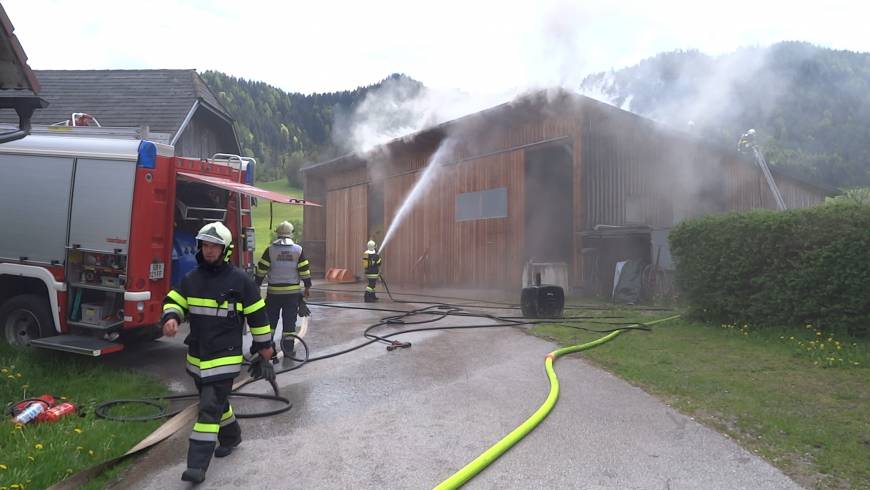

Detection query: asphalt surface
(107, 290), (801, 490)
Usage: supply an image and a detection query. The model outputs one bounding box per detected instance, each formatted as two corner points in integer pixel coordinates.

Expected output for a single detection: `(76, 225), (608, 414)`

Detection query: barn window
(456, 187), (508, 221)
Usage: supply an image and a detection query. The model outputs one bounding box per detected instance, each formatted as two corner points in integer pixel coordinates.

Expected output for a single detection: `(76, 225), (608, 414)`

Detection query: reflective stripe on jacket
(255, 239), (312, 295)
(162, 261), (270, 383)
(362, 251), (382, 279)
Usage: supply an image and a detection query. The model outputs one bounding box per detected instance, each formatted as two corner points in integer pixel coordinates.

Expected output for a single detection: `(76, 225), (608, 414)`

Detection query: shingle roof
(0, 69), (231, 135)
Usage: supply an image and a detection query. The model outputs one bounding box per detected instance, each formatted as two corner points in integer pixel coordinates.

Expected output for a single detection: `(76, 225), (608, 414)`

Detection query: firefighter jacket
(255, 238), (312, 295)
(161, 255), (271, 384)
(362, 250), (382, 279)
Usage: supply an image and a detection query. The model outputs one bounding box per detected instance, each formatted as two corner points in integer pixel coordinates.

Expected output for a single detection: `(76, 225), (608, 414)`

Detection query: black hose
(99, 277), (665, 422)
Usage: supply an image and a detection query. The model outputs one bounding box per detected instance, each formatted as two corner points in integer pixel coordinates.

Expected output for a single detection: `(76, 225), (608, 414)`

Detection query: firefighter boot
(214, 440), (240, 458)
(364, 291), (374, 303)
(281, 334), (296, 362)
(181, 468), (206, 483)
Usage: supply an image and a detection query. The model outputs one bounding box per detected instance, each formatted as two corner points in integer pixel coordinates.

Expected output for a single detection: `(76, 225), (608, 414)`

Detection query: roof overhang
(177, 171), (321, 206)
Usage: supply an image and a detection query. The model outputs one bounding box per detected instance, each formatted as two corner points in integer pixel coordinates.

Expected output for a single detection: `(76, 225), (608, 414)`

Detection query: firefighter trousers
(187, 378), (241, 471)
(266, 292), (300, 348)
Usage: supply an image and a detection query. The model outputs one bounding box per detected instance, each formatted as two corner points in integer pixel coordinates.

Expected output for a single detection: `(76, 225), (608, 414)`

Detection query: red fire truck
(0, 132), (315, 356)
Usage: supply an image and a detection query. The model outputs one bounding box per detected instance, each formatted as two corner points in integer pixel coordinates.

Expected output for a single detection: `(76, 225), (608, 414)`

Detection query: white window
(455, 188), (508, 221)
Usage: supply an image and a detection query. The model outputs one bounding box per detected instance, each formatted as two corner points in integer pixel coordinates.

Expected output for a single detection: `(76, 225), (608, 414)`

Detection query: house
(0, 3), (47, 137)
(302, 89), (833, 294)
(0, 69), (239, 158)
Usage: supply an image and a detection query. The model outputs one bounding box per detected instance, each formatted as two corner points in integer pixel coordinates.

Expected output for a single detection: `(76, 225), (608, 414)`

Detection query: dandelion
(34, 444), (43, 450)
(0, 368), (7, 373)
(73, 428), (82, 434)
(27, 456), (34, 462)
(14, 424), (22, 430)
(15, 373), (21, 378)
(88, 450), (95, 456)
(0, 464), (6, 470)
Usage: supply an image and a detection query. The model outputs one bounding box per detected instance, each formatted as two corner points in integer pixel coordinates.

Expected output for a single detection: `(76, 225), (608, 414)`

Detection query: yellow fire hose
(434, 314), (682, 490)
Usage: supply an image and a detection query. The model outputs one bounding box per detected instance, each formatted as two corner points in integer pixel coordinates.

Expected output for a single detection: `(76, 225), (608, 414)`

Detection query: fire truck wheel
(0, 294), (53, 349)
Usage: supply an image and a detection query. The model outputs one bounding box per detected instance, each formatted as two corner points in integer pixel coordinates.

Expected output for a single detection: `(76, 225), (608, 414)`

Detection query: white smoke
(332, 77), (515, 156)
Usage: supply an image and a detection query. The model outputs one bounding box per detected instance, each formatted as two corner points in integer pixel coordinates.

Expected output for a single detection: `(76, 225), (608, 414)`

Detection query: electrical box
(243, 227), (255, 251)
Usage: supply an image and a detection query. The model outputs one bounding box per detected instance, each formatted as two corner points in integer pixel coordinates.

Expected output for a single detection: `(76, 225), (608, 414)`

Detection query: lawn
(532, 307), (870, 490)
(251, 179), (303, 258)
(0, 345), (167, 489)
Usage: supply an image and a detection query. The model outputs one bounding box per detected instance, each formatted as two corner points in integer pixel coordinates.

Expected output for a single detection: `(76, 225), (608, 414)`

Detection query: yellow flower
(816, 332), (822, 336)
(0, 368), (7, 373)
(34, 444), (43, 450)
(27, 456), (34, 462)
(0, 463), (6, 470)
(76, 446), (84, 451)
(73, 428), (82, 434)
(88, 450), (95, 456)
(15, 373), (21, 378)
(14, 424), (22, 430)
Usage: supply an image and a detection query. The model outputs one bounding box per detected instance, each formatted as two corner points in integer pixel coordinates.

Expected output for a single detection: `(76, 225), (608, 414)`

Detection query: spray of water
(378, 138), (455, 255)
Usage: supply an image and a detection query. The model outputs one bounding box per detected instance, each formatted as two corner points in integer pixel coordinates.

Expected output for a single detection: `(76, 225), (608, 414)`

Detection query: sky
(4, 0), (869, 96)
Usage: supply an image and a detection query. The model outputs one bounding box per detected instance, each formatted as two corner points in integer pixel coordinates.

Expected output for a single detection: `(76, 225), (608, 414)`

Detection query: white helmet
(276, 221), (294, 238)
(367, 240), (376, 252)
(196, 221), (232, 247)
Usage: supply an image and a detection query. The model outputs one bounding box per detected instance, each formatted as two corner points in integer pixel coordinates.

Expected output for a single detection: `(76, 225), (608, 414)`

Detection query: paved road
(110, 294), (800, 489)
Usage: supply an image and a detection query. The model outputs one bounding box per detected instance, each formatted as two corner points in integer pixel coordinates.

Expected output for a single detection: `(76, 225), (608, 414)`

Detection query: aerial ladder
(738, 129), (787, 210)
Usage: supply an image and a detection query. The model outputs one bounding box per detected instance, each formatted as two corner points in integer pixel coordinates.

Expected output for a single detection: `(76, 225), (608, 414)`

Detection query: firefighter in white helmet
(161, 221), (273, 484)
(255, 220), (311, 359)
(362, 239), (382, 302)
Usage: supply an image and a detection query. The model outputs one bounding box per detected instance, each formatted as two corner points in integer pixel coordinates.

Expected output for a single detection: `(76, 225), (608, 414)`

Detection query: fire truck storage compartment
(0, 153), (74, 264)
(171, 181), (230, 285)
(69, 158), (136, 255)
(66, 249), (126, 328)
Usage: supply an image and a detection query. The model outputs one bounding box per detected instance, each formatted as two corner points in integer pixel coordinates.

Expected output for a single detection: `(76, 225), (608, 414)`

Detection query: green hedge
(669, 203), (870, 335)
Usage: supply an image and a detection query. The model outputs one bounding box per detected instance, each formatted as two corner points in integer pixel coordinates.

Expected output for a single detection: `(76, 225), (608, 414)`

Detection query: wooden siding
(309, 93), (829, 293)
(174, 109), (238, 159)
(302, 175), (327, 277)
(381, 150), (525, 289)
(325, 184), (367, 277)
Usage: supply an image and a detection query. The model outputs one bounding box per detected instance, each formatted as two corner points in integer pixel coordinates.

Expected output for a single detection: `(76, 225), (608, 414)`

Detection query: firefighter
(362, 239), (382, 302)
(255, 221), (311, 360)
(161, 221), (273, 484)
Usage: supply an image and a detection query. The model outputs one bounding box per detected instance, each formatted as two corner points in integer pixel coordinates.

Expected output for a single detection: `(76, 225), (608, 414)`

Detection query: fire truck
(0, 131), (315, 356)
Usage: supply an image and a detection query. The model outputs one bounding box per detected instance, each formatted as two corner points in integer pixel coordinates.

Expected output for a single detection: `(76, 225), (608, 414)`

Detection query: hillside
(580, 42), (870, 189)
(200, 72), (421, 185)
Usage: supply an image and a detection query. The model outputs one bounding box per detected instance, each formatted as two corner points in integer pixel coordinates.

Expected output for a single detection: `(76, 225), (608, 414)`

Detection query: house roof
(303, 88), (835, 195)
(0, 69), (231, 135)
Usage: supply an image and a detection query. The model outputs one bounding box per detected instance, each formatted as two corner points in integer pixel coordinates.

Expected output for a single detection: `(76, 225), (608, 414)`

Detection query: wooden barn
(301, 90), (832, 295)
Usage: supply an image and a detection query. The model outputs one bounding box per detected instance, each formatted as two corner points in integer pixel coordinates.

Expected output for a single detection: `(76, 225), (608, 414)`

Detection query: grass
(0, 344), (167, 489)
(532, 307), (870, 490)
(251, 179), (303, 258)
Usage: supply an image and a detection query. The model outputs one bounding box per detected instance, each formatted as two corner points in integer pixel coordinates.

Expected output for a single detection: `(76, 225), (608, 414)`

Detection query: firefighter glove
(298, 299), (311, 317)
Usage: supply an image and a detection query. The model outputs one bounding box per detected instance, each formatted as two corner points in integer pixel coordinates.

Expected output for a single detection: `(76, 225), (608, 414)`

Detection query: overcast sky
(4, 0), (867, 95)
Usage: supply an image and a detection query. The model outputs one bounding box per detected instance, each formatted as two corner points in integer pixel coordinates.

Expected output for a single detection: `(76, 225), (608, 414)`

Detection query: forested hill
(580, 42), (870, 189)
(200, 71), (421, 185)
(205, 41), (870, 190)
